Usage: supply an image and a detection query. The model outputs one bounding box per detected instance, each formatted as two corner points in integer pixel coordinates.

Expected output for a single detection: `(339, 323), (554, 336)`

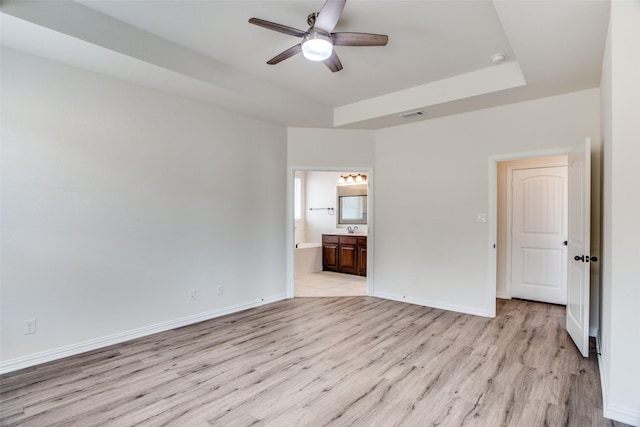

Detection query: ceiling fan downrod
(307, 13), (319, 27)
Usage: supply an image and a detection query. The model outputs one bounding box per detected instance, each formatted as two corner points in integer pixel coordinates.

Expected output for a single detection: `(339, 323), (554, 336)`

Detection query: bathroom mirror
(337, 184), (367, 225)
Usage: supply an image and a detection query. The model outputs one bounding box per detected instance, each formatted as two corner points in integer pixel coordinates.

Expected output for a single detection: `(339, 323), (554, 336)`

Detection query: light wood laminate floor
(0, 298), (626, 426)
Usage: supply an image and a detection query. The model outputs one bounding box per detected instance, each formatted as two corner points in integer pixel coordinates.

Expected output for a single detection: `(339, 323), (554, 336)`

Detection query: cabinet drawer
(339, 236), (358, 245)
(322, 234), (339, 244)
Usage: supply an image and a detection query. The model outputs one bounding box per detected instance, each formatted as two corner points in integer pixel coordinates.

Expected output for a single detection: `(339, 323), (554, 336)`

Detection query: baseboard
(373, 291), (492, 317)
(596, 338), (640, 426)
(589, 327), (598, 337)
(603, 404), (640, 427)
(496, 291), (510, 299)
(0, 293), (287, 375)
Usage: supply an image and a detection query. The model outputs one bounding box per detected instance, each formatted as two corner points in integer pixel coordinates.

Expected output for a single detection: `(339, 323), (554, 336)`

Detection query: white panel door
(511, 166), (568, 304)
(566, 138), (591, 357)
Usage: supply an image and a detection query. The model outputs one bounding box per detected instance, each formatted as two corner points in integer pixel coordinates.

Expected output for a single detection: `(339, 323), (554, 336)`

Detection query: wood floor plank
(0, 297), (627, 426)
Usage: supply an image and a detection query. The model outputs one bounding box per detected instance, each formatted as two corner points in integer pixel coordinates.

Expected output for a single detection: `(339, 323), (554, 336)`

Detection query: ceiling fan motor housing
(302, 30), (334, 61)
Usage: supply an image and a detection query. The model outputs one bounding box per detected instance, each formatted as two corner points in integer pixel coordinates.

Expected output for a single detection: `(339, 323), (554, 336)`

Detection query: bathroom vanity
(322, 234), (367, 276)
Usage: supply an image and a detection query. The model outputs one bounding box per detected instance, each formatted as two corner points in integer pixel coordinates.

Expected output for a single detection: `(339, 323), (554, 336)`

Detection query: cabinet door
(339, 243), (358, 274)
(323, 243), (339, 271)
(358, 245), (367, 276)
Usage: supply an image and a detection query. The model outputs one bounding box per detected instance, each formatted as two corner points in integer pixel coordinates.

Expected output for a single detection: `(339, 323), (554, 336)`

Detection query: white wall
(599, 1), (640, 424)
(305, 172), (340, 243)
(304, 171), (368, 243)
(374, 89), (600, 316)
(287, 128), (375, 169)
(1, 49), (288, 369)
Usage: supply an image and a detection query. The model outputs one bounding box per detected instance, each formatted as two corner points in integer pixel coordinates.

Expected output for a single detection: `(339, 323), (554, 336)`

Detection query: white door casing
(509, 166), (568, 305)
(566, 138), (591, 357)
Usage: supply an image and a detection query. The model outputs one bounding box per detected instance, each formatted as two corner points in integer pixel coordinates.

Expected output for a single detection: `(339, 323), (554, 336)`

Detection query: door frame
(488, 147), (572, 316)
(504, 161), (568, 300)
(286, 166), (374, 299)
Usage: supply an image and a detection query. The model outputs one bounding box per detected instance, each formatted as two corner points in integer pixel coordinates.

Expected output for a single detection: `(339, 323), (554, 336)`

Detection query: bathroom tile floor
(295, 271), (367, 297)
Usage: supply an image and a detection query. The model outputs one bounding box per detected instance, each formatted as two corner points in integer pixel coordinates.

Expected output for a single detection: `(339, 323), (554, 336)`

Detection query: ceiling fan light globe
(301, 32), (333, 61)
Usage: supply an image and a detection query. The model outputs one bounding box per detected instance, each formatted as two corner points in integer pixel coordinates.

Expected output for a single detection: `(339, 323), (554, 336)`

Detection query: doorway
(491, 140), (594, 356)
(292, 169), (371, 297)
(496, 155), (568, 303)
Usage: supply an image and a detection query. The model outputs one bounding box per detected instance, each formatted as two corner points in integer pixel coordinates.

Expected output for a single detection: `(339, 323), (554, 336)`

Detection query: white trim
(0, 293), (287, 375)
(373, 291), (492, 318)
(496, 291), (510, 299)
(286, 168), (295, 299)
(488, 157), (498, 317)
(589, 327), (598, 337)
(597, 338), (640, 425)
(505, 165), (513, 299)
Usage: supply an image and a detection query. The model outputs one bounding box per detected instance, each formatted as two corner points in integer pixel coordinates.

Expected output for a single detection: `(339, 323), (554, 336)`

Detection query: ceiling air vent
(398, 110), (424, 119)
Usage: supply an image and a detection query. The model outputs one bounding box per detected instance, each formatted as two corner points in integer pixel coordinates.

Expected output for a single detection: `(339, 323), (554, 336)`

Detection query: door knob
(588, 256), (598, 262)
(574, 255), (585, 262)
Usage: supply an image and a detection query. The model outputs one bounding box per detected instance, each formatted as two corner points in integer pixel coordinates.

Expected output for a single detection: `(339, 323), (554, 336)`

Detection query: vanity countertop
(325, 231), (367, 237)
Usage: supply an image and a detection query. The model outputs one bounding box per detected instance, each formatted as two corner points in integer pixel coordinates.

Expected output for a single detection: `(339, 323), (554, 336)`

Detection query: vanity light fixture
(338, 174), (367, 185)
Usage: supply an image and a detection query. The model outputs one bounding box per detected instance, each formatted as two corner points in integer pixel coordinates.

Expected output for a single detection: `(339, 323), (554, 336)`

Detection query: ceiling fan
(248, 0), (389, 72)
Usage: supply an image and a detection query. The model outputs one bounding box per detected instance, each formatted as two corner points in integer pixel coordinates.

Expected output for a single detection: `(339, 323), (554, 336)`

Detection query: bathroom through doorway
(293, 169), (371, 297)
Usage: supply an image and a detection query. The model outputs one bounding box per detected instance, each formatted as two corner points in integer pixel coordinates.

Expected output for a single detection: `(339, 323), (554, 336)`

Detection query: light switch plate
(477, 213), (487, 223)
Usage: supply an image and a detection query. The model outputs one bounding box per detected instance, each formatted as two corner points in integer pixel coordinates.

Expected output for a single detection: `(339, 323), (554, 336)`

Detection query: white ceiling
(0, 0), (610, 129)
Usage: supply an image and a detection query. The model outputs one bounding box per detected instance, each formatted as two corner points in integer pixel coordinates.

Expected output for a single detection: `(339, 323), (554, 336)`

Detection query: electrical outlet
(216, 285), (224, 296)
(24, 319), (36, 335)
(411, 276), (417, 286)
(188, 290), (197, 301)
(477, 213), (487, 223)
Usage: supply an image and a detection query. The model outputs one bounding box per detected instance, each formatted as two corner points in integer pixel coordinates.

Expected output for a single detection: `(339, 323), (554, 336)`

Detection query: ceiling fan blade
(323, 50), (343, 73)
(332, 32), (389, 47)
(314, 0), (346, 33)
(248, 18), (308, 38)
(267, 44), (302, 65)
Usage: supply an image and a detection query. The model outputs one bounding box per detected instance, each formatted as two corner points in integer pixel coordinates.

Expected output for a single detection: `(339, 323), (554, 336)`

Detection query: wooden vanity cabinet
(357, 237), (367, 276)
(322, 235), (339, 270)
(337, 236), (358, 275)
(322, 234), (367, 276)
